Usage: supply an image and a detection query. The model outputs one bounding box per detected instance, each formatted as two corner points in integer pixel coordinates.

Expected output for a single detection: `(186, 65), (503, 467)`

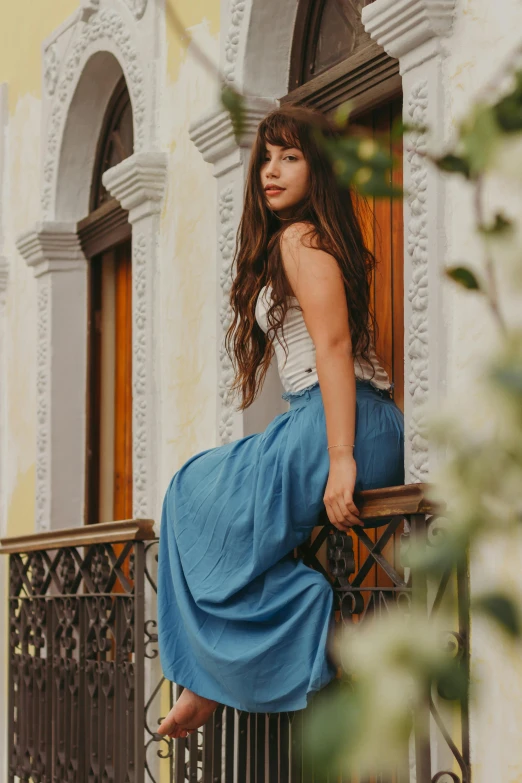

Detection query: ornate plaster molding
(102, 151), (168, 221)
(16, 223), (85, 278)
(79, 0), (100, 22)
(224, 0), (246, 85)
(42, 7), (146, 217)
(43, 43), (59, 97)
(189, 99), (275, 165)
(0, 257), (8, 297)
(124, 0), (148, 20)
(406, 81), (430, 482)
(217, 186), (236, 443)
(35, 278), (51, 531)
(102, 153), (167, 518)
(362, 0), (456, 72)
(363, 0), (455, 483)
(190, 97), (276, 443)
(16, 223), (88, 531)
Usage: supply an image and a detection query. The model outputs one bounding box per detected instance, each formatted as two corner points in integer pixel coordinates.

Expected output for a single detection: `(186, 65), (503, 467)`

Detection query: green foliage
(319, 133), (402, 199)
(495, 71), (522, 132)
(473, 592), (522, 639)
(434, 153), (472, 178)
(446, 266), (482, 290)
(220, 85), (246, 141)
(479, 211), (514, 236)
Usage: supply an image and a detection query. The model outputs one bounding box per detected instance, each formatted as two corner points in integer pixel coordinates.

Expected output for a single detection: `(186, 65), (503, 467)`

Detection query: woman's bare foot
(158, 689), (219, 739)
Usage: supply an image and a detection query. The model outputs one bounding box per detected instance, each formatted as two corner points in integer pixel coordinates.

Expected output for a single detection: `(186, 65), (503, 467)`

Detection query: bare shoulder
(279, 221), (320, 253)
(278, 222), (342, 300)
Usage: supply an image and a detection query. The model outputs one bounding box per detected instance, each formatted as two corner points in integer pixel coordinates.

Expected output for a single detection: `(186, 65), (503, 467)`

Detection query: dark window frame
(284, 0), (400, 118)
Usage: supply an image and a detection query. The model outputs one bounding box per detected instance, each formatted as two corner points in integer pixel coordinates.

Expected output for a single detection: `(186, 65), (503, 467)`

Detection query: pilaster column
(190, 98), (280, 444)
(362, 0), (456, 482)
(16, 224), (88, 531)
(102, 151), (167, 521)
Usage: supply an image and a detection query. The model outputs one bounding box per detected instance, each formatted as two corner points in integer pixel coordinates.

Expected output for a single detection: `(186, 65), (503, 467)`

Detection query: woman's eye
(285, 155), (297, 161)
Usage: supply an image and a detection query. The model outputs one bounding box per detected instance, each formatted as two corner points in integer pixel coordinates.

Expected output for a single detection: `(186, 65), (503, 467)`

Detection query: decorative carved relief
(362, 0), (456, 65)
(124, 0), (148, 20)
(101, 153), (167, 519)
(132, 233), (149, 517)
(43, 44), (59, 97)
(406, 80), (429, 483)
(0, 257), (8, 298)
(79, 0), (100, 22)
(36, 278), (51, 531)
(218, 186), (236, 443)
(224, 0), (246, 84)
(42, 8), (146, 216)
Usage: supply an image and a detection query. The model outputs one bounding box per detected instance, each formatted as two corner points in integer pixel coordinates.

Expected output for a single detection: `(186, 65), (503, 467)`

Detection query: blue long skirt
(157, 380), (404, 713)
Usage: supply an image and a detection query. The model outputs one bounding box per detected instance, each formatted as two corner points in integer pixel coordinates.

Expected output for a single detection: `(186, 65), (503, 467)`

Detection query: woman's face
(260, 142), (310, 219)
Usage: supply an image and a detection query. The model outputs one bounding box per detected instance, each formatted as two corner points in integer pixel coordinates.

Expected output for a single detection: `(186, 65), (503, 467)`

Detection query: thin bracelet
(327, 444), (355, 450)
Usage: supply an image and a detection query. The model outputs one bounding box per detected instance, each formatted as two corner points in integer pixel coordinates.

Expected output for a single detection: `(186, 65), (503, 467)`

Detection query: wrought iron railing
(0, 484), (470, 783)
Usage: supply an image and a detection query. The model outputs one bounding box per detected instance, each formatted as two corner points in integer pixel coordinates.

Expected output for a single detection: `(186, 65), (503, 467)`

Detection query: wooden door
(86, 239), (133, 525)
(355, 97), (404, 411)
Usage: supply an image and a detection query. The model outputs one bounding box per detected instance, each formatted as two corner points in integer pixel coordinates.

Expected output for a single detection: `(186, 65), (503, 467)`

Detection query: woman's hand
(323, 452), (360, 530)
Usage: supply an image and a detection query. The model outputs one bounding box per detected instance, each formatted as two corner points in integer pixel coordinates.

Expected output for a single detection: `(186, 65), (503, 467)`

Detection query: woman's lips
(265, 188), (285, 195)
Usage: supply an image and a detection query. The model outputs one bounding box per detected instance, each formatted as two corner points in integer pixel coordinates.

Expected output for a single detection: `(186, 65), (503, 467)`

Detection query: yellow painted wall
(0, 0), (79, 113)
(0, 1), (80, 540)
(165, 0), (220, 84)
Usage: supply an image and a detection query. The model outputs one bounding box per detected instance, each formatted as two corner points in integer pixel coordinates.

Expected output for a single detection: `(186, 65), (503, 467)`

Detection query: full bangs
(257, 113), (304, 154)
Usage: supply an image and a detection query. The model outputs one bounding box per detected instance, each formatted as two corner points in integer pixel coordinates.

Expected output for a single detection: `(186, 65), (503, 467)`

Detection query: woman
(157, 104), (404, 739)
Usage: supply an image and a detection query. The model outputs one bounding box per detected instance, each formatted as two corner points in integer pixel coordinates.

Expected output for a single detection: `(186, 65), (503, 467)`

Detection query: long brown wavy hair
(225, 103), (377, 410)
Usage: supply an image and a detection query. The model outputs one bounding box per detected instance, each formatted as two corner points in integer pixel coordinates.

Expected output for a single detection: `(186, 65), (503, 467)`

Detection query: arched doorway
(77, 76), (134, 525)
(282, 0), (404, 411)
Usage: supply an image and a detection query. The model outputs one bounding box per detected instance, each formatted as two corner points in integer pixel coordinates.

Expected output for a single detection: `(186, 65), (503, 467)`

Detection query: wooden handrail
(0, 518), (156, 555)
(0, 485), (438, 555)
(354, 483), (439, 520)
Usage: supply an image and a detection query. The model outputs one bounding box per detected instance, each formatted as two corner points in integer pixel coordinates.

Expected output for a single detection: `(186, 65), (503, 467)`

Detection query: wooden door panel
(87, 239), (133, 525)
(113, 241), (133, 521)
(355, 98), (404, 412)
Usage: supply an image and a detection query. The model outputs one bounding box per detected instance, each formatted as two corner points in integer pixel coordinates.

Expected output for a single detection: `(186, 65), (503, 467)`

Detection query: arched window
(286, 0), (399, 118)
(78, 76), (134, 525)
(91, 78), (134, 210)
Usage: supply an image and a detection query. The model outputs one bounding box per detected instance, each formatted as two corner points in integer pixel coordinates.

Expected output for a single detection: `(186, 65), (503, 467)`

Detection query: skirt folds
(157, 380), (404, 712)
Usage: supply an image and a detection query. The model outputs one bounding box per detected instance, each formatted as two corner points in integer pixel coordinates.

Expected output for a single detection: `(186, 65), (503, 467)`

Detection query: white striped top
(255, 284), (391, 394)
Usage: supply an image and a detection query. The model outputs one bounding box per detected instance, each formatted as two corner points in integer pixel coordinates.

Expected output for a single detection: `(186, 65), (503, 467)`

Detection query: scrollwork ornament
(432, 773), (461, 783)
(89, 544), (112, 591)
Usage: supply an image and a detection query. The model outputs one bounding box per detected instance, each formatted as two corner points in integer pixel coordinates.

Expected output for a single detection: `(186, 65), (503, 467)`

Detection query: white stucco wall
(442, 2), (522, 781)
(158, 19), (219, 500)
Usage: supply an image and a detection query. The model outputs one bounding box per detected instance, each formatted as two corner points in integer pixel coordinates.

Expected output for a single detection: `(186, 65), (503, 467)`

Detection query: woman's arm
(280, 223), (360, 529)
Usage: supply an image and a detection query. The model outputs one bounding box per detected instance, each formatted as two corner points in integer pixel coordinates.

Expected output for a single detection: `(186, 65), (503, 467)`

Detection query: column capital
(189, 97), (276, 176)
(362, 0), (456, 73)
(16, 222), (85, 278)
(102, 151), (168, 222)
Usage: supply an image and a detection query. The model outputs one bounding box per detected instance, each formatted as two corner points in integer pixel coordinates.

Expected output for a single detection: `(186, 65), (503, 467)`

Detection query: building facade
(1, 0), (522, 780)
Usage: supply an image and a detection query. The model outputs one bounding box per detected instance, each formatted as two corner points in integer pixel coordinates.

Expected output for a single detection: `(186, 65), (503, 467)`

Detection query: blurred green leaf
(494, 70), (522, 132)
(221, 85), (246, 141)
(434, 154), (471, 178)
(492, 367), (522, 393)
(333, 100), (353, 130)
(446, 266), (482, 291)
(473, 592), (522, 638)
(436, 662), (469, 702)
(302, 686), (361, 776)
(459, 103), (502, 178)
(479, 212), (513, 235)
